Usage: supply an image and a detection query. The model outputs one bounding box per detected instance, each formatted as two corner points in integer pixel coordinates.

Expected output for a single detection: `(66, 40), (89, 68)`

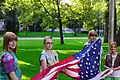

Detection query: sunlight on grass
(57, 50), (79, 54)
(18, 60), (34, 66)
(22, 75), (30, 80)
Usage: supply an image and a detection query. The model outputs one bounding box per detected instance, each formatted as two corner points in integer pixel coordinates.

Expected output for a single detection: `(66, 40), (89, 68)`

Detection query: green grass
(0, 39), (115, 80)
(17, 32), (88, 37)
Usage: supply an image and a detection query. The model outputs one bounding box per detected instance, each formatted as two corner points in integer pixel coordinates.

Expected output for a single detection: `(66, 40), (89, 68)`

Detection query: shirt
(2, 52), (22, 80)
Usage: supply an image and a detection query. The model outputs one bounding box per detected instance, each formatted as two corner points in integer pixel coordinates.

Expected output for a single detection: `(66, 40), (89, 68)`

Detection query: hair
(109, 41), (117, 48)
(43, 36), (53, 44)
(88, 30), (97, 39)
(3, 32), (18, 53)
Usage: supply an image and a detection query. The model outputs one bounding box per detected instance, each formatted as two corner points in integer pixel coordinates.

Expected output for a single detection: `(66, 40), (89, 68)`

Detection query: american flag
(31, 38), (113, 80)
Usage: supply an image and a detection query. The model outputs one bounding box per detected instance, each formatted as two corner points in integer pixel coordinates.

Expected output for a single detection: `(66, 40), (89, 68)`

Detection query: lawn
(0, 38), (115, 80)
(17, 32), (88, 37)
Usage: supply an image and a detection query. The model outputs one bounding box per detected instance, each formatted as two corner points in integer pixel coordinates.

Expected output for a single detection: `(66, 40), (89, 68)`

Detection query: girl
(39, 36), (59, 79)
(104, 41), (120, 80)
(1, 32), (22, 80)
(39, 36), (59, 71)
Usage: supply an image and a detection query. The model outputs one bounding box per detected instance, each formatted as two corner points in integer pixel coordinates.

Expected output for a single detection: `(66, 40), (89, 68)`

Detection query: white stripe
(42, 71), (58, 80)
(43, 60), (79, 79)
(64, 69), (79, 77)
(67, 64), (79, 69)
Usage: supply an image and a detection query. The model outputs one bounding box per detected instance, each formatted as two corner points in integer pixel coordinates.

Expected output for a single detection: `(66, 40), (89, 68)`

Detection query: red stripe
(66, 67), (81, 72)
(31, 56), (80, 80)
(100, 69), (110, 77)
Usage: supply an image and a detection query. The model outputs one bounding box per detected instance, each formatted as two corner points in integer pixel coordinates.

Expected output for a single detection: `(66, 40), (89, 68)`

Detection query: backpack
(0, 53), (9, 80)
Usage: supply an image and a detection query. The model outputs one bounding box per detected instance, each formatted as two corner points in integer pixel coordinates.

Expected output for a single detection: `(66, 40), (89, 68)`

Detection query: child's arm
(9, 71), (18, 80)
(41, 60), (47, 70)
(112, 66), (120, 71)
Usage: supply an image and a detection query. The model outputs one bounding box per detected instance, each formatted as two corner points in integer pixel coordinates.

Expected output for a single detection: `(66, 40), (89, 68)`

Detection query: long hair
(3, 32), (18, 53)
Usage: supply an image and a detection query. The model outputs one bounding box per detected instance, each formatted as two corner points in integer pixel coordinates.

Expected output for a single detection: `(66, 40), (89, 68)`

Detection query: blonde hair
(88, 30), (97, 39)
(3, 32), (18, 53)
(43, 36), (52, 44)
(109, 41), (117, 48)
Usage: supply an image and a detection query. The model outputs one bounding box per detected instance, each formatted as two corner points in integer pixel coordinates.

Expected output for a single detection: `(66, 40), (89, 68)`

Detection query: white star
(90, 70), (93, 72)
(92, 46), (94, 48)
(86, 75), (88, 77)
(81, 76), (84, 78)
(79, 64), (82, 67)
(94, 48), (96, 50)
(96, 57), (98, 59)
(77, 57), (80, 59)
(82, 54), (85, 57)
(86, 71), (88, 74)
(87, 49), (90, 52)
(88, 63), (91, 65)
(86, 58), (89, 61)
(87, 67), (89, 69)
(95, 44), (97, 46)
(93, 52), (95, 54)
(94, 61), (96, 64)
(92, 66), (95, 68)
(86, 62), (88, 65)
(81, 72), (83, 74)
(97, 63), (99, 66)
(91, 73), (93, 75)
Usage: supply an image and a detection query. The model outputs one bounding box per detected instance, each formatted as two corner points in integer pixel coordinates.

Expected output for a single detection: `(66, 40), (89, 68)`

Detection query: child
(84, 30), (104, 55)
(1, 32), (22, 80)
(104, 41), (120, 80)
(39, 36), (59, 71)
(39, 36), (59, 80)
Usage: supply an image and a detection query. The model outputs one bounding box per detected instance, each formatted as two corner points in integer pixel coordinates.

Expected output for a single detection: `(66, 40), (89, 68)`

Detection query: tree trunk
(116, 28), (120, 46)
(108, 0), (115, 42)
(56, 0), (64, 44)
(114, 2), (117, 41)
(104, 0), (109, 43)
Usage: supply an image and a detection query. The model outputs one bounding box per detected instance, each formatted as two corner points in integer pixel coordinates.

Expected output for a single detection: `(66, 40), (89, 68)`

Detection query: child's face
(8, 40), (17, 50)
(110, 44), (117, 53)
(44, 38), (53, 50)
(89, 33), (97, 42)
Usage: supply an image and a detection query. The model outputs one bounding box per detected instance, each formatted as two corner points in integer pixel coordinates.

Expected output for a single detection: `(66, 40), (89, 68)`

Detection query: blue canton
(73, 38), (102, 79)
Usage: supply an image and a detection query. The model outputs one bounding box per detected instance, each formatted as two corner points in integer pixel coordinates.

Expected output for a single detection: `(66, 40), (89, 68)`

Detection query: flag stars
(81, 72), (83, 75)
(81, 76), (84, 78)
(85, 75), (88, 77)
(79, 64), (82, 67)
(82, 54), (85, 57)
(87, 67), (89, 69)
(86, 71), (88, 74)
(92, 46), (94, 48)
(77, 57), (80, 59)
(94, 48), (96, 50)
(97, 63), (99, 66)
(93, 52), (95, 54)
(91, 73), (93, 75)
(94, 61), (96, 64)
(88, 63), (90, 65)
(86, 62), (88, 65)
(74, 39), (101, 79)
(95, 44), (97, 46)
(96, 57), (98, 59)
(92, 66), (95, 68)
(86, 58), (89, 61)
(90, 70), (93, 72)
